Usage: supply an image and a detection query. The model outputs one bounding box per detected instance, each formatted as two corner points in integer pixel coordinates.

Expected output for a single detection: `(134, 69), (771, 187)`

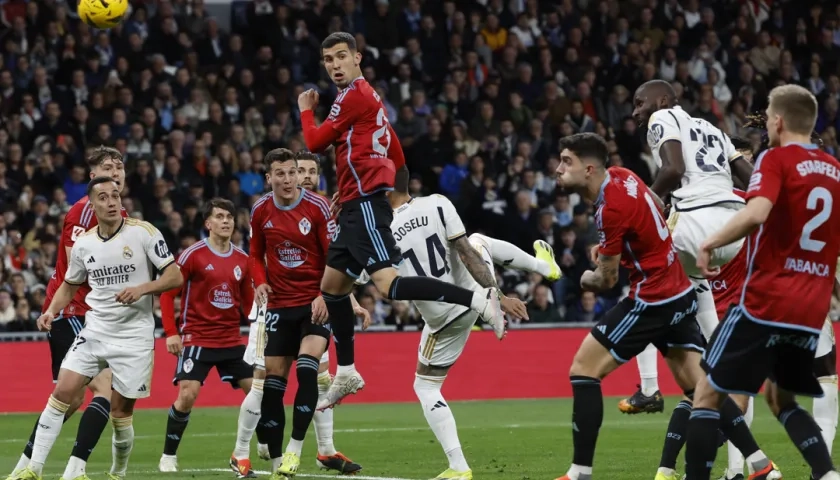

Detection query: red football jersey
(163, 239), (252, 348)
(711, 189), (747, 320)
(249, 188), (333, 309)
(596, 167), (692, 303)
(741, 144), (840, 331)
(43, 197), (128, 317)
(301, 76), (406, 203)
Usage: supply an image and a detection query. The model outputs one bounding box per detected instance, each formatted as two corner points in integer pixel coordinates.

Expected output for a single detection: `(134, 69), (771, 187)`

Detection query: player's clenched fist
(255, 284), (272, 306)
(311, 295), (328, 324)
(37, 312), (55, 332)
(166, 334), (183, 356)
(297, 89), (319, 112)
(500, 295), (529, 320)
(115, 286), (145, 304)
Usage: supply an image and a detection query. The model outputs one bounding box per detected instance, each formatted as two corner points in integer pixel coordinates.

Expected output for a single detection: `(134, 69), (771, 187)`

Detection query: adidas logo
(367, 257), (376, 266)
(296, 405), (312, 413)
(137, 384), (147, 392)
(205, 264), (214, 271)
(596, 325), (607, 334)
(430, 400), (448, 411)
(264, 221), (274, 229)
(87, 256), (96, 264)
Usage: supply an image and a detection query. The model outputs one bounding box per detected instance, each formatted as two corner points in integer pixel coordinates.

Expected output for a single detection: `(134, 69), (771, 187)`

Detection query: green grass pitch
(0, 397), (831, 479)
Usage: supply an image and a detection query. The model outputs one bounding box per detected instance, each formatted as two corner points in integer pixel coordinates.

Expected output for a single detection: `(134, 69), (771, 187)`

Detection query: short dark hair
(558, 133), (609, 166)
(321, 32), (356, 52)
(393, 165), (410, 194)
(263, 148), (296, 171)
(730, 136), (752, 151)
(87, 176), (118, 197)
(295, 151), (321, 172)
(202, 198), (236, 221)
(87, 145), (123, 169)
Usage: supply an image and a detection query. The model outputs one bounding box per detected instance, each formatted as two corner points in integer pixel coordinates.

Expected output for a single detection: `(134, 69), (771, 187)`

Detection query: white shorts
(61, 335), (153, 399)
(244, 321), (266, 369)
(817, 317), (836, 359)
(669, 205), (744, 278)
(418, 310), (480, 368)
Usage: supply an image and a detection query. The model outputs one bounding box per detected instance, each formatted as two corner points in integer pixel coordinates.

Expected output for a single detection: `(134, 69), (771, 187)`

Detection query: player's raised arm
(581, 205), (624, 292)
(300, 90), (358, 153)
(647, 110), (686, 198)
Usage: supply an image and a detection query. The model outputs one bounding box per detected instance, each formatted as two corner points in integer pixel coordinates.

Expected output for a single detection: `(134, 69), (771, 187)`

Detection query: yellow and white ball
(78, 0), (128, 29)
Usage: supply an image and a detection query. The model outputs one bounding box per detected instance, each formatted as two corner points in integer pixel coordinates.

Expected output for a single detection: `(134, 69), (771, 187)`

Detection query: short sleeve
(325, 89), (363, 133)
(434, 194), (466, 241)
(646, 110), (682, 151)
(595, 203), (628, 257)
(746, 149), (783, 205)
(175, 244), (194, 277)
(65, 244), (88, 285)
(143, 223), (177, 272)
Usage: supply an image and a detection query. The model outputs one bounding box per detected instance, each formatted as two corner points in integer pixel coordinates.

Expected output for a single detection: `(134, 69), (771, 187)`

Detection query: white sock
(336, 364), (356, 376)
(470, 233), (551, 276)
(692, 280), (719, 340)
(815, 376), (838, 453)
(272, 456), (283, 472)
(314, 372), (337, 456)
(414, 374), (469, 472)
(110, 416), (134, 476)
(745, 450), (769, 473)
(285, 438), (304, 457)
(62, 455), (87, 480)
(726, 398), (753, 477)
(234, 378), (264, 459)
(13, 453), (29, 473)
(745, 397), (755, 474)
(637, 345), (659, 396)
(567, 464), (593, 478)
(29, 395), (70, 474)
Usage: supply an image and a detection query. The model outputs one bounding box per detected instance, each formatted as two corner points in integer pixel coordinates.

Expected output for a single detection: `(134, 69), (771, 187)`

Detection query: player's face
(91, 182), (122, 222)
(631, 88), (659, 128)
(765, 105), (781, 147)
(267, 160), (299, 201)
(205, 207), (234, 240)
(555, 148), (590, 190)
(90, 157), (126, 192)
(297, 159), (319, 191)
(322, 43), (362, 89)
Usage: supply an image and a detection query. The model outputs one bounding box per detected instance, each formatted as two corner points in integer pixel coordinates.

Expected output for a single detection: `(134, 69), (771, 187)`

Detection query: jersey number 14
(402, 233), (450, 278)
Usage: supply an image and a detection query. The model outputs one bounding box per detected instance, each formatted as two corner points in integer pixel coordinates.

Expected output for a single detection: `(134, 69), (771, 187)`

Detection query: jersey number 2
(689, 128), (726, 172)
(799, 187), (833, 253)
(644, 192), (670, 240)
(402, 233), (450, 278)
(372, 108), (391, 156)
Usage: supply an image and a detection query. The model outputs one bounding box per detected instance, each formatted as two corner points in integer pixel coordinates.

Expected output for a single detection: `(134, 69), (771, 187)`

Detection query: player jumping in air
(551, 133), (778, 480)
(234, 153), (365, 475)
(365, 167), (548, 479)
(14, 177), (182, 480)
(618, 80), (755, 416)
(154, 199), (256, 476)
(7, 147), (128, 480)
(300, 32), (506, 409)
(247, 149), (365, 479)
(685, 85), (840, 480)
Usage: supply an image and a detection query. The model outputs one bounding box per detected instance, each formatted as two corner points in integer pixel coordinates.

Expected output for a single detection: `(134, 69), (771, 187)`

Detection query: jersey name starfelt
(66, 218), (175, 348)
(646, 106), (744, 209)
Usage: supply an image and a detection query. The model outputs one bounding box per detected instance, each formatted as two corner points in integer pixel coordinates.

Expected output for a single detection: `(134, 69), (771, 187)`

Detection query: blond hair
(768, 85), (818, 136)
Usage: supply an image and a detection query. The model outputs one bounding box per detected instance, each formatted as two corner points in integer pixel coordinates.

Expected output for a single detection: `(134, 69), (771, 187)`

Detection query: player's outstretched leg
(619, 344), (664, 414)
(9, 407), (74, 479)
(313, 354), (362, 474)
(319, 291), (366, 410)
(467, 233), (561, 280)
(61, 371), (114, 480)
(159, 380), (200, 472)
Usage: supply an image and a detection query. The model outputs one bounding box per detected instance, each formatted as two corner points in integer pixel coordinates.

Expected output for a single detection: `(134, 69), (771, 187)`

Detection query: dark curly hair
(742, 111), (823, 158)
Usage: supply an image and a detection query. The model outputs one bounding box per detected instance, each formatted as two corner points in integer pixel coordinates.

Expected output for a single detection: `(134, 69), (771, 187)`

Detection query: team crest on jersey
(123, 246), (133, 259)
(299, 217), (311, 235)
(234, 266), (242, 281)
(183, 358), (194, 373)
(647, 123), (664, 147)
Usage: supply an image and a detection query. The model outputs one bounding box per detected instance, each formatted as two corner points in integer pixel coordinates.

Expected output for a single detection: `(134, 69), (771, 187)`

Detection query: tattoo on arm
(452, 236), (497, 288)
(582, 254), (620, 291)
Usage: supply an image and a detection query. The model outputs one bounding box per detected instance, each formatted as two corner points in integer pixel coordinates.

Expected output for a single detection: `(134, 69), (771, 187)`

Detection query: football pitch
(0, 397), (829, 479)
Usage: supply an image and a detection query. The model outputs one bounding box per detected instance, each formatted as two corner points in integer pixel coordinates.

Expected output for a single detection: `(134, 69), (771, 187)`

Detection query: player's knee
(764, 386), (795, 418)
(176, 382), (200, 410)
(690, 375), (723, 409)
(87, 369), (112, 397)
(414, 374), (443, 399)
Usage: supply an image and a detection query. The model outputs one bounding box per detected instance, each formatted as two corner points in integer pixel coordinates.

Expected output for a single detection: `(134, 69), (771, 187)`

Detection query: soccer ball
(78, 0), (128, 29)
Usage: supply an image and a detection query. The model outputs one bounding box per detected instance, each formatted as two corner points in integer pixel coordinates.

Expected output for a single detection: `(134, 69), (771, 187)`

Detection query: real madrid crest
(234, 266), (242, 281)
(123, 246), (133, 259)
(299, 217), (311, 235)
(183, 358), (194, 373)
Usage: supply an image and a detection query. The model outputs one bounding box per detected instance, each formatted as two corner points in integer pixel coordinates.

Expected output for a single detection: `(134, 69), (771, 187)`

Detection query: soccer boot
(554, 474), (592, 480)
(749, 461), (782, 480)
(229, 456), (257, 479)
(655, 471), (678, 480)
(317, 370), (366, 410)
(432, 468), (473, 479)
(618, 385), (665, 414)
(105, 474), (124, 480)
(258, 443), (270, 461)
(316, 452), (362, 474)
(10, 468), (40, 480)
(718, 474), (745, 480)
(67, 476), (92, 480)
(158, 454), (178, 472)
(533, 239), (562, 281)
(475, 287), (506, 340)
(277, 452), (301, 477)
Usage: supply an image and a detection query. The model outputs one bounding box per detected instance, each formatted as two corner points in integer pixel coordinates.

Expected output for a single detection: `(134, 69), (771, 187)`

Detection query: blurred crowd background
(1, 0), (840, 333)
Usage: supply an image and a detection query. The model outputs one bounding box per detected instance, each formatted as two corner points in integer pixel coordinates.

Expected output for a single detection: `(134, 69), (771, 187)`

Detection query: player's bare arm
(350, 293), (372, 330)
(37, 281), (82, 331)
(115, 262), (183, 305)
(697, 197), (773, 276)
(650, 140), (685, 198)
(730, 156), (754, 188)
(580, 253), (621, 292)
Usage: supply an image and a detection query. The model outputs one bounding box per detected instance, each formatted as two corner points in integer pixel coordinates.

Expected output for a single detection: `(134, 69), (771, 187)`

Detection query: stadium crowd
(0, 0), (839, 333)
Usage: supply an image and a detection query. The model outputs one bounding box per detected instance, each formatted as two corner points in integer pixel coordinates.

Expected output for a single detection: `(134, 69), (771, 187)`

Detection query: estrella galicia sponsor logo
(275, 240), (309, 268)
(88, 264), (137, 287)
(208, 283), (235, 309)
(154, 239), (171, 259)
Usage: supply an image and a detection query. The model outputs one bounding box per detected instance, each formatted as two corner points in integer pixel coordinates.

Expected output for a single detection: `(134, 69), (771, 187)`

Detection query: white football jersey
(391, 195), (477, 332)
(66, 218), (176, 349)
(646, 106), (745, 209)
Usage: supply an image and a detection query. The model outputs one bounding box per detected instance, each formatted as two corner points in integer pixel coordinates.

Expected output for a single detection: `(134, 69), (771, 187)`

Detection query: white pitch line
(179, 467), (418, 480)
